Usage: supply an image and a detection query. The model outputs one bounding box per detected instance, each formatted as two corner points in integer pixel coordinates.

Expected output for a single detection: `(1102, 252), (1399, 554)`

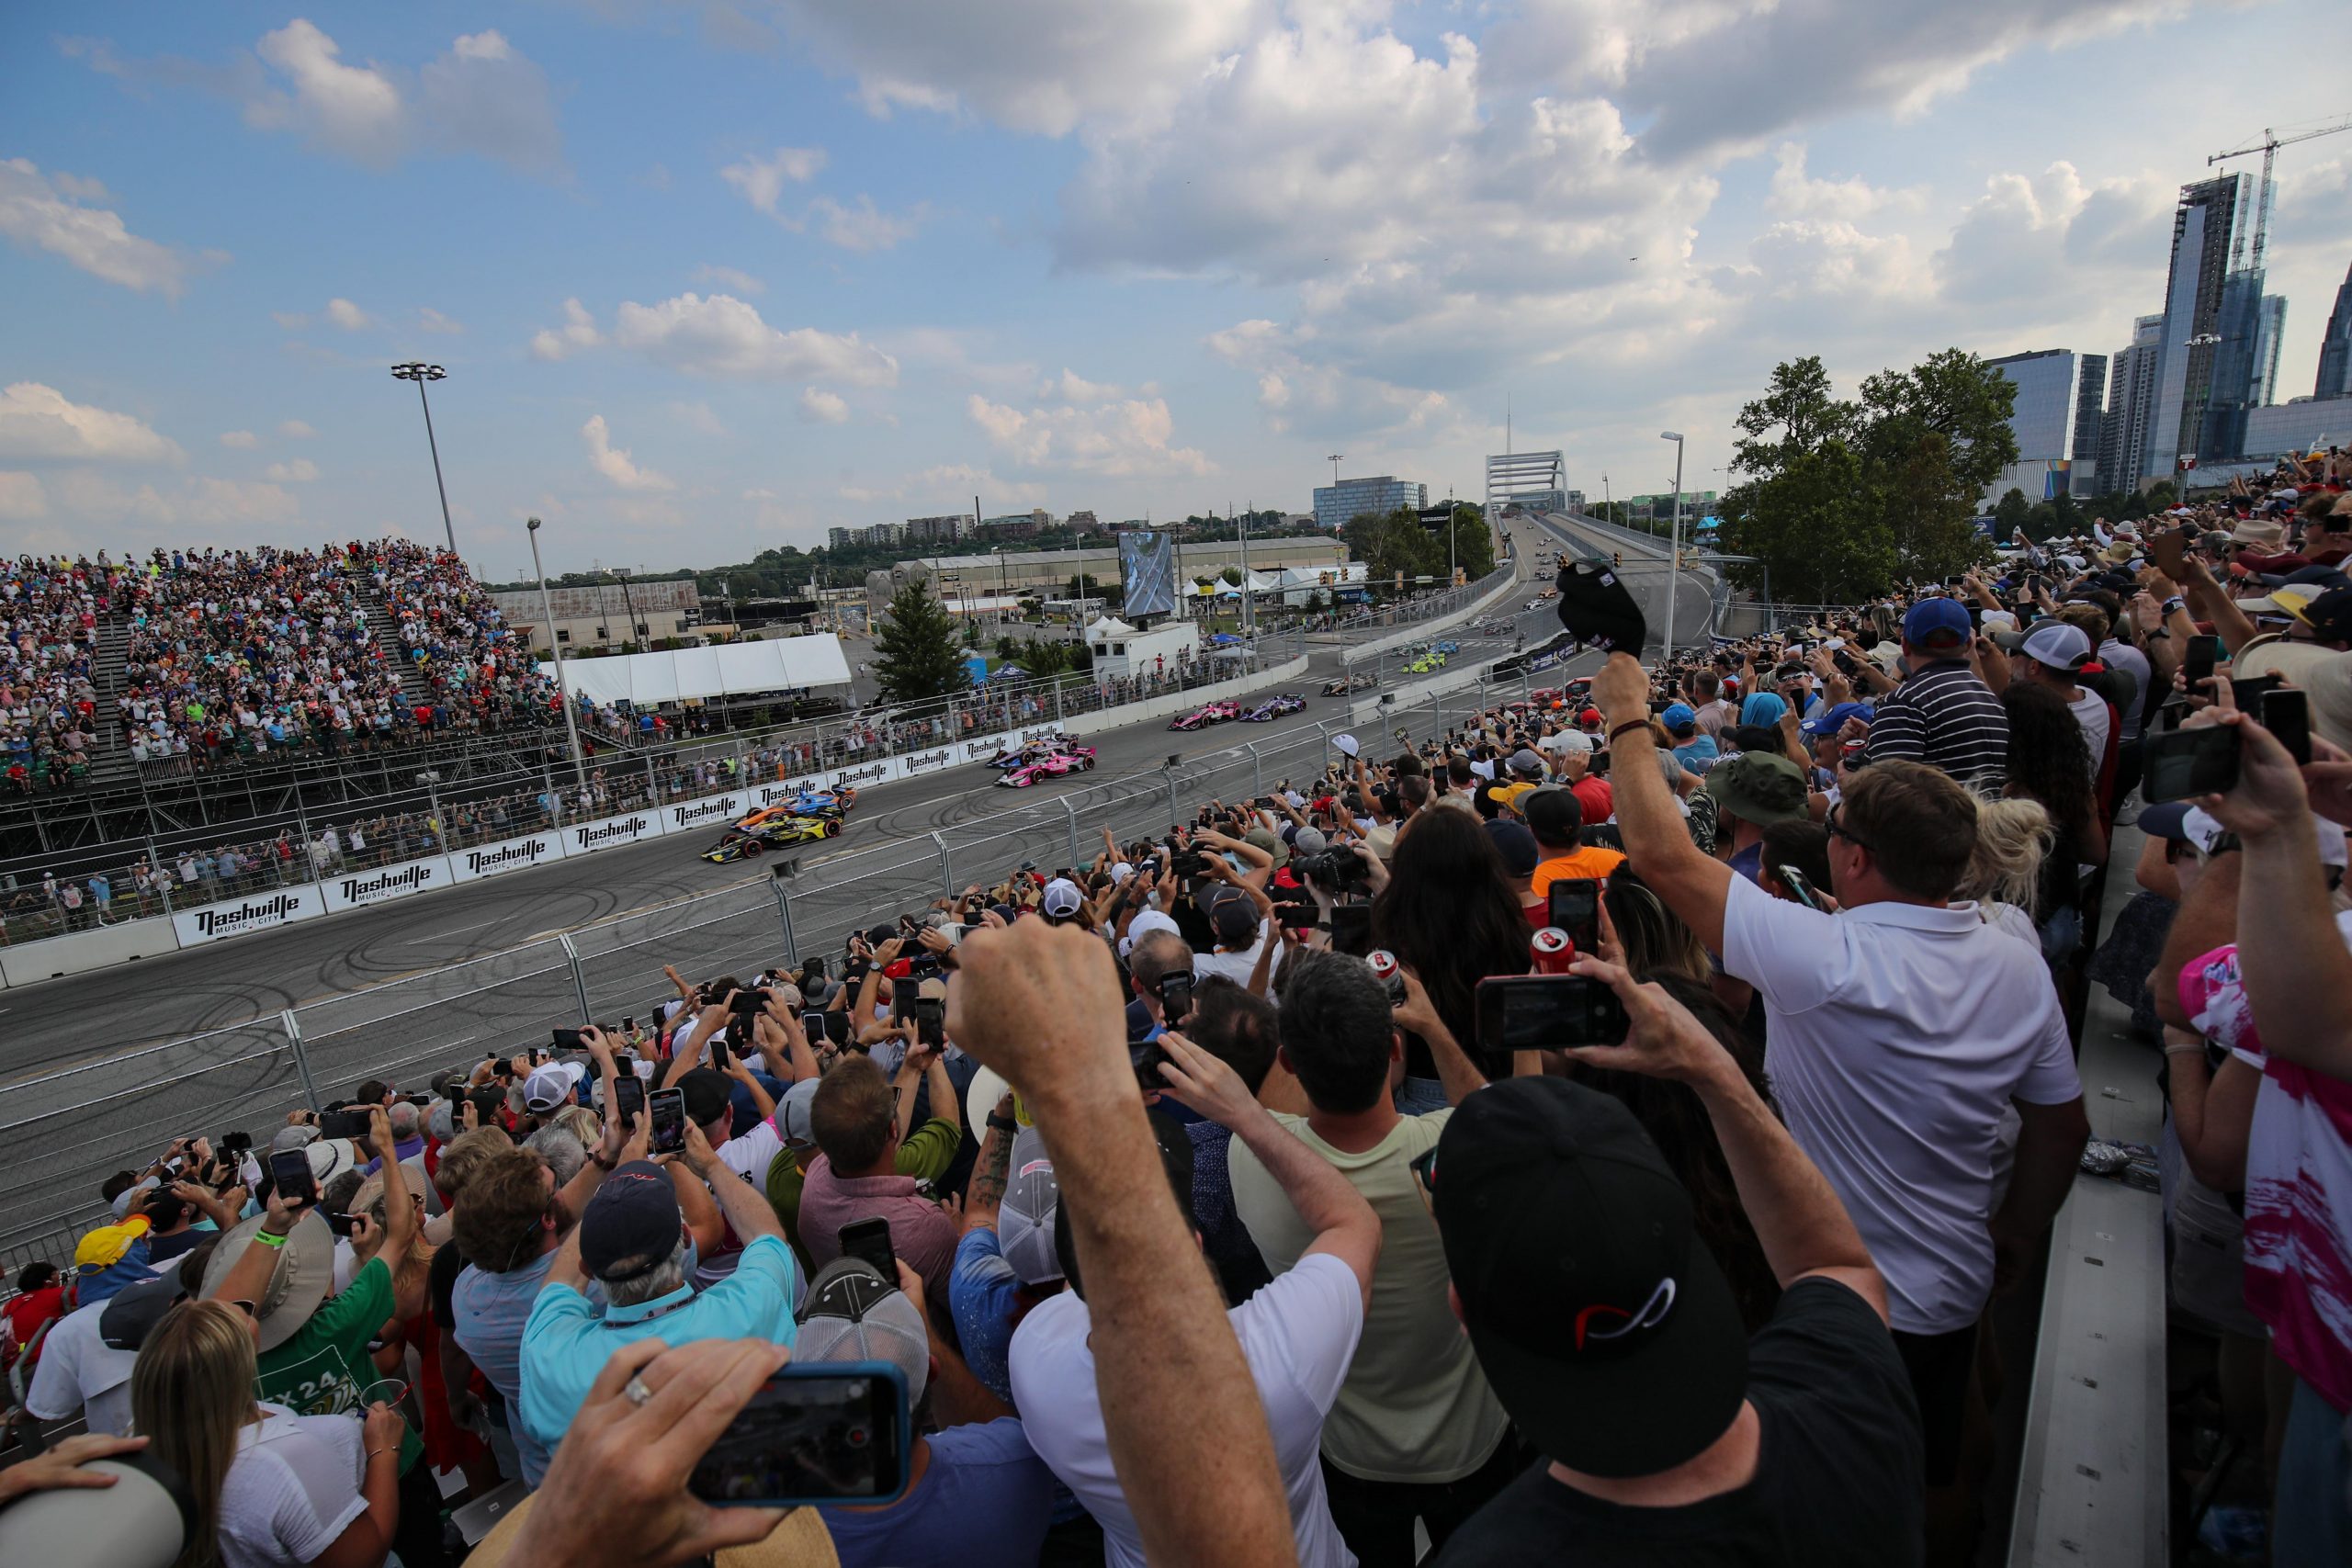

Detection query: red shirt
(3, 1284), (64, 1359)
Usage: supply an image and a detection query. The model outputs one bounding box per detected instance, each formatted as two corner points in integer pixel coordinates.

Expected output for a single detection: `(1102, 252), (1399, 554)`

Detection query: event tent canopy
(540, 635), (853, 706)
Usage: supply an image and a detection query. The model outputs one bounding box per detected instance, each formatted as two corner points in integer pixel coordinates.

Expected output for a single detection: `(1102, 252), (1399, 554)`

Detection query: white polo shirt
(1720, 873), (2082, 1335)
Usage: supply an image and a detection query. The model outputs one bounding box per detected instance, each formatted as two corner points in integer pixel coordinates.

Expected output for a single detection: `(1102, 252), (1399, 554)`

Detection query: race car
(1403, 650), (1446, 675)
(1321, 671), (1375, 695)
(1169, 700), (1241, 731)
(1240, 693), (1306, 722)
(1432, 639), (1460, 656)
(995, 746), (1098, 787)
(762, 788), (854, 819)
(701, 808), (842, 862)
(983, 736), (1083, 771)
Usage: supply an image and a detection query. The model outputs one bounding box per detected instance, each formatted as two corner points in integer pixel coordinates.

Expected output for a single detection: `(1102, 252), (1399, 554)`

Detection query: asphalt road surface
(0, 528), (1577, 1254)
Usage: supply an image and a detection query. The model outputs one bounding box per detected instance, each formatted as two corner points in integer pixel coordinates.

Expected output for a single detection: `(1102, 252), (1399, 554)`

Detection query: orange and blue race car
(702, 805), (843, 863)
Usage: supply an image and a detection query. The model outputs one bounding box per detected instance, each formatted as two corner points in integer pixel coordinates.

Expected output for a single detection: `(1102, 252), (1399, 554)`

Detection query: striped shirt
(1863, 659), (2007, 786)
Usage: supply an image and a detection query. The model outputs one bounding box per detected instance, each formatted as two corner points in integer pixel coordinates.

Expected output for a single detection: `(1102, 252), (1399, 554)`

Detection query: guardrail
(0, 667), (1546, 1260)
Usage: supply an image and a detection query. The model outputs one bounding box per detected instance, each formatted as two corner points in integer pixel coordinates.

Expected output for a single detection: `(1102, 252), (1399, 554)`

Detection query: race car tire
(824, 818), (842, 837)
(1081, 756), (1094, 770)
(739, 837), (763, 854)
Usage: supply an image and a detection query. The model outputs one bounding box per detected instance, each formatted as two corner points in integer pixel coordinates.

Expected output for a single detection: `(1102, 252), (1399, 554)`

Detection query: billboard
(1119, 530), (1179, 618)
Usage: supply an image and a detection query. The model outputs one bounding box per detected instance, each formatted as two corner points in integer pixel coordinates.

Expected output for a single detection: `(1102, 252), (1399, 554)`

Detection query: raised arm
(1592, 652), (1732, 954)
(1392, 965), (1487, 1107)
(679, 1120), (782, 1242)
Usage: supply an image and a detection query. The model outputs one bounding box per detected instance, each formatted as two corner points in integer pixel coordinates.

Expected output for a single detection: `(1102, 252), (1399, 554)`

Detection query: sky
(4, 1), (2349, 581)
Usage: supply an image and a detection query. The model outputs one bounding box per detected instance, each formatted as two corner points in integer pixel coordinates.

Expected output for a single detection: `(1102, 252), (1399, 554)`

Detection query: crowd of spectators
(6, 464), (2352, 1564)
(2, 554), (118, 795)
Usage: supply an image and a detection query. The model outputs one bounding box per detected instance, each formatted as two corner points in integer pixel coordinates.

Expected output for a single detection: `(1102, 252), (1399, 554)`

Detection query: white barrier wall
(320, 853), (458, 914)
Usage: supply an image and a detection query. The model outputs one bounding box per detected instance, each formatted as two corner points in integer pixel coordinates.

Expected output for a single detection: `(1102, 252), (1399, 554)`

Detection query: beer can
(1531, 926), (1576, 975)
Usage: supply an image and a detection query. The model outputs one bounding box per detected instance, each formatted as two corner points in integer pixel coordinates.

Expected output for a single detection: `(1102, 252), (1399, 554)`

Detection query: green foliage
(1994, 488), (2034, 539)
(1718, 350), (2015, 603)
(872, 579), (967, 705)
(1340, 502), (1490, 595)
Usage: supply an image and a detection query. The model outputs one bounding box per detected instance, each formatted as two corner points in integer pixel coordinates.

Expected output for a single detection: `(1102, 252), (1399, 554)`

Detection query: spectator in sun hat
(800, 1255), (1057, 1568)
(1429, 979), (1923, 1565)
(520, 1120), (797, 1452)
(2231, 637), (2352, 752)
(1861, 594), (2008, 786)
(1700, 751), (1811, 886)
(951, 1116), (1069, 1404)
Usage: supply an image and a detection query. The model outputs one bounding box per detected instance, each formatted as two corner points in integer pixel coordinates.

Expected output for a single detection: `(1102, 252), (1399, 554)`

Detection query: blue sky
(5, 1), (2348, 580)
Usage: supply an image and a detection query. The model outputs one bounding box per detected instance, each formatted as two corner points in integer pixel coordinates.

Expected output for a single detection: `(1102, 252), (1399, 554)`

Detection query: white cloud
(0, 471), (47, 521)
(1766, 142), (1927, 221)
(809, 195), (923, 251)
(761, 0), (1260, 135)
(1039, 368), (1123, 403)
(263, 457), (320, 483)
(185, 476), (299, 526)
(417, 306), (464, 334)
(840, 462), (1045, 506)
(245, 18), (406, 165)
(51, 470), (178, 526)
(670, 400), (729, 436)
(582, 414), (674, 491)
(220, 429), (259, 448)
(417, 28), (565, 173)
(0, 382), (184, 464)
(278, 419), (316, 439)
(798, 388), (851, 423)
(0, 157), (205, 296)
(691, 263), (765, 296)
(966, 391), (1213, 477)
(530, 298), (603, 361)
(609, 292), (899, 385)
(325, 297), (372, 330)
(720, 147), (827, 216)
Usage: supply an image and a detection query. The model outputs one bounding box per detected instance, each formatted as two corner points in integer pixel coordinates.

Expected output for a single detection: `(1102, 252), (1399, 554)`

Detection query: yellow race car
(702, 807), (842, 862)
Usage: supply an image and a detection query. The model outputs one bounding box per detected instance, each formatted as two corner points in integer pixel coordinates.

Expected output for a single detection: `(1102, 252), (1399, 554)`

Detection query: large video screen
(1120, 530), (1178, 618)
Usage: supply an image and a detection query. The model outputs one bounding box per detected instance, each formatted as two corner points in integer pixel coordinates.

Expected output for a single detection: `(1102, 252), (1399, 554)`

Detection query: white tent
(542, 635), (853, 706)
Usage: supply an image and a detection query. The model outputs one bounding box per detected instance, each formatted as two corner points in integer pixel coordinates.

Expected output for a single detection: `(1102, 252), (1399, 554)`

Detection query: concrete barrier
(1341, 572), (1525, 666)
(0, 916), (179, 986)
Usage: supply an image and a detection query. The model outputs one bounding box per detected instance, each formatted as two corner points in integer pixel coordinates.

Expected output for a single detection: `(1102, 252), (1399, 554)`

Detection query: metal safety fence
(0, 651), (1568, 1264)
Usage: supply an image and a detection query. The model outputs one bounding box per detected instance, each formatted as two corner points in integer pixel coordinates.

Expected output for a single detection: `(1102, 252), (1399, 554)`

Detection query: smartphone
(2231, 674), (2282, 712)
(1155, 970), (1196, 1029)
(270, 1148), (319, 1207)
(838, 1217), (897, 1282)
(2263, 687), (2312, 766)
(324, 1210), (357, 1239)
(1777, 864), (1824, 910)
(551, 1027), (586, 1054)
(1474, 976), (1631, 1053)
(1133, 1038), (1172, 1093)
(686, 1364), (910, 1506)
(2143, 724), (2242, 804)
(907, 994), (945, 1049)
(1329, 903), (1374, 957)
(2153, 527), (2188, 580)
(649, 1088), (687, 1156)
(611, 1073), (646, 1122)
(801, 1010), (829, 1041)
(1545, 879), (1602, 954)
(708, 1036), (731, 1073)
(316, 1109), (370, 1142)
(621, 1015), (636, 1035)
(2185, 634), (2216, 688)
(729, 988), (770, 1017)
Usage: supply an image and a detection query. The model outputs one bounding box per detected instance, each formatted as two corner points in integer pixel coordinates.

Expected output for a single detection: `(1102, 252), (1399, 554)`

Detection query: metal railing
(0, 652), (1561, 1262)
(0, 624), (1309, 945)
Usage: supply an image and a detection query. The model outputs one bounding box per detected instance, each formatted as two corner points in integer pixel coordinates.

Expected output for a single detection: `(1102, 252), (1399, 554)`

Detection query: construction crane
(2209, 114), (2352, 275)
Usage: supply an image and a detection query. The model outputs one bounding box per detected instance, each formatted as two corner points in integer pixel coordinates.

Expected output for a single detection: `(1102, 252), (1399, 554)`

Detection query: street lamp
(526, 516), (589, 791)
(1659, 432), (1686, 665)
(390, 362), (457, 557)
(608, 565), (642, 651)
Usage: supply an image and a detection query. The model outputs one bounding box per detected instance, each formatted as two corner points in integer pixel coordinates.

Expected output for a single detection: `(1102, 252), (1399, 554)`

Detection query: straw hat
(465, 1498), (837, 1568)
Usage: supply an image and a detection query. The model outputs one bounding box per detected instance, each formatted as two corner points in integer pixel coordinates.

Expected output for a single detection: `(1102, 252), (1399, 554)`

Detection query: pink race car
(996, 746), (1098, 787)
(1168, 700), (1240, 732)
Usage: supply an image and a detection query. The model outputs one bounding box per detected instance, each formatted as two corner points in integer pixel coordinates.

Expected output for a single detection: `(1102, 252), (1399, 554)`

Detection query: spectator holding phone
(797, 1051), (962, 1286)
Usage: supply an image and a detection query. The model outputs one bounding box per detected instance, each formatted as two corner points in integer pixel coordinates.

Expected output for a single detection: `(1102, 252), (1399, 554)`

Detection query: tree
(1993, 487), (2034, 539)
(872, 579), (967, 705)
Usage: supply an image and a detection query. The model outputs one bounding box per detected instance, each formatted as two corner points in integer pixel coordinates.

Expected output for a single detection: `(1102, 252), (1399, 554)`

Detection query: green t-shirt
(767, 1116), (958, 1269)
(253, 1255), (424, 1474)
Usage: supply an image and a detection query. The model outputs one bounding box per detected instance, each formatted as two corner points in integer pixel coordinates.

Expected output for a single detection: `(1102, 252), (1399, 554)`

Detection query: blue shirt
(452, 1251), (577, 1486)
(518, 1235), (799, 1451)
(816, 1418), (1055, 1568)
(949, 1229), (1022, 1404)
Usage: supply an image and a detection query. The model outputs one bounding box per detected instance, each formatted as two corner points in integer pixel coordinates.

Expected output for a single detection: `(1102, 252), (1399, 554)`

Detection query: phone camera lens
(845, 1426), (869, 1448)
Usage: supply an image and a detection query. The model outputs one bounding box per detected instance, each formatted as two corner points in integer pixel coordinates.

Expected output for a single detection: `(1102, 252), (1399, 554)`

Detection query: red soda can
(1531, 927), (1576, 975)
(1365, 949), (1408, 1004)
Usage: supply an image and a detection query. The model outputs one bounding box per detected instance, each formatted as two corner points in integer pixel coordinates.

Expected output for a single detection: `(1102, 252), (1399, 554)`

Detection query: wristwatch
(986, 1112), (1019, 1135)
(2205, 830), (2243, 856)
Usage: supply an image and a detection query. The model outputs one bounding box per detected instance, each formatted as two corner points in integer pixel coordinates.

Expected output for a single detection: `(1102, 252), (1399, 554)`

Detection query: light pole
(609, 566), (642, 651)
(526, 516), (589, 791)
(1601, 472), (1611, 523)
(1659, 432), (1686, 665)
(390, 362), (457, 557)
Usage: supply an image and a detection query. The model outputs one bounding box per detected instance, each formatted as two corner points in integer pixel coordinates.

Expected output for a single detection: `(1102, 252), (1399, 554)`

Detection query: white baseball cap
(1041, 877), (1083, 919)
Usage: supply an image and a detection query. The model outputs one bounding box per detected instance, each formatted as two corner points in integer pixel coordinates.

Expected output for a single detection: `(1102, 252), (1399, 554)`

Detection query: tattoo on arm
(970, 1125), (1013, 1211)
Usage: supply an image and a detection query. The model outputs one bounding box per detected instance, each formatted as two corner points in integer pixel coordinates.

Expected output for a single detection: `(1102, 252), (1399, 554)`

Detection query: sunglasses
(1825, 803), (1875, 855)
(1408, 1146), (1439, 1215)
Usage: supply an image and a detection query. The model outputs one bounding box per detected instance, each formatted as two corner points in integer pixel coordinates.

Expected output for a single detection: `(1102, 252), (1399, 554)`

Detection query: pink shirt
(794, 1158), (959, 1287)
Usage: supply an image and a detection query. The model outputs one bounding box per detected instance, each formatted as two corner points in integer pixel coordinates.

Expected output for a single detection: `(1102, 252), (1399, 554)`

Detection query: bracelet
(986, 1113), (1018, 1134)
(254, 1228), (288, 1249)
(589, 1149), (616, 1172)
(366, 1447), (397, 1461)
(1608, 718), (1653, 746)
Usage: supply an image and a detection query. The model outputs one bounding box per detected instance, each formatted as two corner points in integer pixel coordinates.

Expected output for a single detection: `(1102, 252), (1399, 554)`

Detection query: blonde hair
(551, 1104), (603, 1148)
(1963, 796), (2054, 914)
(132, 1300), (259, 1568)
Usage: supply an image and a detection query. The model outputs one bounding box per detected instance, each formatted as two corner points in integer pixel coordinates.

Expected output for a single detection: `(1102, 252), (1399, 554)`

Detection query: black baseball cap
(1431, 1077), (1747, 1479)
(579, 1161), (683, 1280)
(1554, 562), (1647, 655)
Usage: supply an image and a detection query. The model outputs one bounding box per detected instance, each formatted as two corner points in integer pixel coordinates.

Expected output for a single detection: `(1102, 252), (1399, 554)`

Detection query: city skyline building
(2147, 174), (2256, 479)
(2320, 261), (2352, 401)
(2099, 315), (2166, 493)
(1313, 473), (1428, 529)
(1983, 348), (2105, 500)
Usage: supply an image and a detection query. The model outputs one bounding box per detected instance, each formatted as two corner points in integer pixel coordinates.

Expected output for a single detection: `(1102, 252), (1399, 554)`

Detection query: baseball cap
(1508, 747), (1545, 779)
(1332, 732), (1360, 759)
(2132, 801), (2196, 842)
(1291, 825), (1329, 855)
(1484, 819), (1541, 877)
(1519, 784), (1584, 847)
(96, 1269), (179, 1351)
(1577, 706), (1603, 728)
(1660, 703), (1697, 733)
(775, 1077), (821, 1146)
(2277, 583), (2352, 644)
(1117, 908), (1181, 960)
(1902, 597), (1971, 653)
(270, 1124), (321, 1155)
(1041, 877), (1083, 920)
(579, 1161), (683, 1281)
(1433, 1077), (1747, 1479)
(998, 1127), (1064, 1285)
(1554, 561), (1647, 653)
(1700, 750), (1809, 827)
(1211, 895), (1261, 947)
(678, 1067), (733, 1131)
(1243, 827), (1289, 868)
(2018, 621), (2092, 671)
(522, 1061), (584, 1113)
(1800, 700), (1871, 739)
(795, 1258), (931, 1403)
